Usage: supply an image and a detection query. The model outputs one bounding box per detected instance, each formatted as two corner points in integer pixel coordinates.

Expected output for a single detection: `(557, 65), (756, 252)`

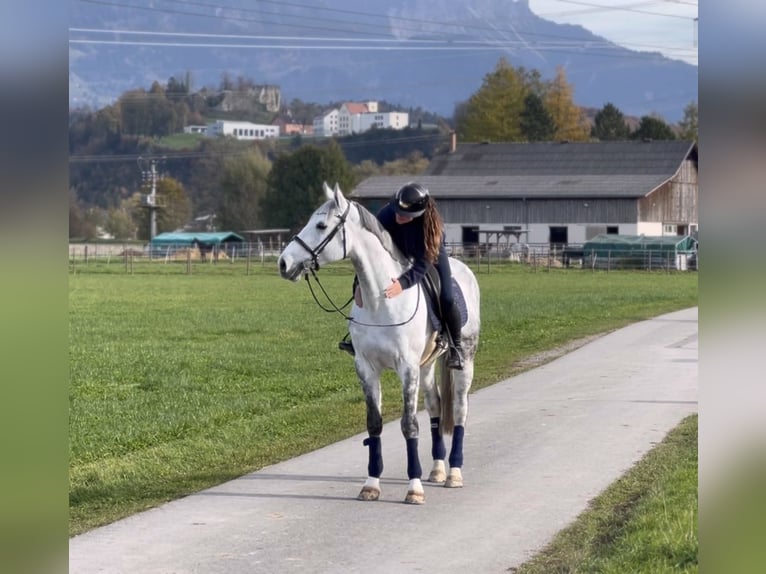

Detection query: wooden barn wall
(437, 198), (638, 224)
(638, 160), (698, 223)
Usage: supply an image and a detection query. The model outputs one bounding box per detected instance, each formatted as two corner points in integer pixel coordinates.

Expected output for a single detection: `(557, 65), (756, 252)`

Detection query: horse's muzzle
(278, 256), (300, 281)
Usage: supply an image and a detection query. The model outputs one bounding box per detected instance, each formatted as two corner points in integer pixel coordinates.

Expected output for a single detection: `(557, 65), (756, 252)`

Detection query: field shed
(149, 232), (245, 261)
(583, 234), (698, 270)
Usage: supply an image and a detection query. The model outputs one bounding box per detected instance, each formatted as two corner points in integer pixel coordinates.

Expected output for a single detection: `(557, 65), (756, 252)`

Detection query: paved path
(70, 308), (698, 574)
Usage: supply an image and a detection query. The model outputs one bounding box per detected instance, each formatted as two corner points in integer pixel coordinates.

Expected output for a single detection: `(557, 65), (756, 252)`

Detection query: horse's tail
(439, 359), (455, 436)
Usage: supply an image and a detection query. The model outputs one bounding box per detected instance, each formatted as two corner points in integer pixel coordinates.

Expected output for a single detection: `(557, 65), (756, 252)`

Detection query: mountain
(69, 0), (697, 122)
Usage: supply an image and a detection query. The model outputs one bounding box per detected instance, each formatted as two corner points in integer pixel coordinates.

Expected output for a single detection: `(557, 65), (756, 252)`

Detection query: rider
(339, 182), (465, 370)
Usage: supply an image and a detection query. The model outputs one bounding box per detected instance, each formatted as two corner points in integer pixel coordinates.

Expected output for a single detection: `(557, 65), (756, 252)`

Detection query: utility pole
(138, 156), (164, 240)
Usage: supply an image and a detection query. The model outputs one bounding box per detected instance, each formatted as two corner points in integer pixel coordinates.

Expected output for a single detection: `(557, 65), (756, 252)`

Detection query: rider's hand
(384, 278), (403, 299)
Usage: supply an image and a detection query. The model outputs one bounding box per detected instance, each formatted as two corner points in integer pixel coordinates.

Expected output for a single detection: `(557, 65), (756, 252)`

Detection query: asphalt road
(69, 307), (698, 574)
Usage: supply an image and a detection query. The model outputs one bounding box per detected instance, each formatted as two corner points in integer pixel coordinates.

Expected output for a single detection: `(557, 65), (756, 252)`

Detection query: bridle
(290, 199), (352, 273)
(288, 199), (420, 327)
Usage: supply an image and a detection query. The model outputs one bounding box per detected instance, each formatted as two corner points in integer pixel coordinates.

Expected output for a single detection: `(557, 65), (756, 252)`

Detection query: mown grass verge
(512, 414), (698, 573)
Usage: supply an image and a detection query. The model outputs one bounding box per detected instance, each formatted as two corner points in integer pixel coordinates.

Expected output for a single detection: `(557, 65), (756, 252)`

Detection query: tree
(631, 115), (676, 140)
(520, 93), (555, 141)
(217, 148), (271, 231)
(262, 141), (354, 230)
(677, 101), (698, 141)
(69, 189), (98, 239)
(104, 202), (137, 240)
(544, 67), (590, 142)
(132, 177), (192, 239)
(591, 102), (630, 141)
(456, 58), (528, 142)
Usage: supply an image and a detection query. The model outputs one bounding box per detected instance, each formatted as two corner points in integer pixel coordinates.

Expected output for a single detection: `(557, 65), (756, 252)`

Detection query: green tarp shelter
(150, 232), (245, 247)
(583, 234), (698, 270)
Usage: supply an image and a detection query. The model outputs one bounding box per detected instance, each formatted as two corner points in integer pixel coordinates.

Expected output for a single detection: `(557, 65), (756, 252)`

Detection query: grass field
(69, 262), (697, 539)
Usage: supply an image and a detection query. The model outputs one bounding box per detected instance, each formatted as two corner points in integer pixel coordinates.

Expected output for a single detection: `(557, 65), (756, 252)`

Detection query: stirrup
(339, 335), (355, 356)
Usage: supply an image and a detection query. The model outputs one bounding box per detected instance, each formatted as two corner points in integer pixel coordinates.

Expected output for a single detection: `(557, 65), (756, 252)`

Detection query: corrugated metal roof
(427, 140), (696, 176)
(351, 174), (672, 199)
(150, 232), (245, 245)
(349, 140), (696, 201)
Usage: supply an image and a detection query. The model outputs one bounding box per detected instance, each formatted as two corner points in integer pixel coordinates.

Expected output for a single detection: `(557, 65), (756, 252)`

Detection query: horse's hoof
(404, 491), (426, 505)
(428, 469), (446, 483)
(445, 471), (464, 488)
(357, 486), (380, 501)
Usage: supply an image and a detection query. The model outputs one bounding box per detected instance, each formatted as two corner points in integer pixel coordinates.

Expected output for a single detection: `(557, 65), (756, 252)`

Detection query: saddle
(419, 266), (468, 367)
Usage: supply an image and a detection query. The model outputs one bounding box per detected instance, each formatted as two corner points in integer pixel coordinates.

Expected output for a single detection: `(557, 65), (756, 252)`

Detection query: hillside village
(183, 100), (410, 140)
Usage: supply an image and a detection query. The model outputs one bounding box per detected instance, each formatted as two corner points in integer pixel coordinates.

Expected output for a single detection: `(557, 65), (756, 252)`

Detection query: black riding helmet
(395, 182), (429, 218)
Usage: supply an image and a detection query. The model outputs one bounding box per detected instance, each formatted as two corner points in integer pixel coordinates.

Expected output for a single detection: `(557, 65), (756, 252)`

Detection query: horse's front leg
(356, 362), (383, 501)
(400, 365), (425, 505)
(446, 361), (475, 489)
(421, 364), (447, 484)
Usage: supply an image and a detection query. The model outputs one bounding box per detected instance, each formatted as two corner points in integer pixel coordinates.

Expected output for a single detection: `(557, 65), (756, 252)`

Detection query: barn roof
(349, 140), (697, 200)
(150, 232), (245, 245)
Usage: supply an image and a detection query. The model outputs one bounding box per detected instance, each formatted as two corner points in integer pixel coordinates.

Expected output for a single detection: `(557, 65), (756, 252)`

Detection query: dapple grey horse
(278, 183), (480, 504)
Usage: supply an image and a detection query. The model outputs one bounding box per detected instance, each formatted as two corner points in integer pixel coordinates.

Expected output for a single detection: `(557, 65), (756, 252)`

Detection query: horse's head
(278, 182), (353, 281)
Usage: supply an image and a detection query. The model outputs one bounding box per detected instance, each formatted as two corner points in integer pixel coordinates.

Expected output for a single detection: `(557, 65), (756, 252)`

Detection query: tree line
(454, 58), (697, 143)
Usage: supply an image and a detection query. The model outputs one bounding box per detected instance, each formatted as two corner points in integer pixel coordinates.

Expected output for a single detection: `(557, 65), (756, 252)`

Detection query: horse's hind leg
(356, 364), (383, 501)
(421, 365), (447, 483)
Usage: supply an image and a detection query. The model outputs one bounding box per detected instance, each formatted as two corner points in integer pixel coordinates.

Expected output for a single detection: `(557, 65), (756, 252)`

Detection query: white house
(316, 101), (410, 137)
(207, 120), (279, 140)
(338, 102), (369, 136)
(359, 111), (409, 132)
(183, 125), (208, 135)
(313, 109), (339, 137)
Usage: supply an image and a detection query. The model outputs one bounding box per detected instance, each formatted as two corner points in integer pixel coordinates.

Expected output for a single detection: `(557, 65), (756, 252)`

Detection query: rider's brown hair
(422, 196), (443, 263)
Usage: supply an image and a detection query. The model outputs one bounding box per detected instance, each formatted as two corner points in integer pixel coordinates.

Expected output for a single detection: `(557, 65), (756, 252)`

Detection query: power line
(539, 0), (696, 20)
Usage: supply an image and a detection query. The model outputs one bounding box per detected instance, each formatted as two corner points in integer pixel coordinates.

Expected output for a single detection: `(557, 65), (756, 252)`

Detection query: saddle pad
(426, 278), (468, 332)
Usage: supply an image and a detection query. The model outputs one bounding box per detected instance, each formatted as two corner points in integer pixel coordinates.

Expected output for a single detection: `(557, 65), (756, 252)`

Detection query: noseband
(290, 200), (352, 271)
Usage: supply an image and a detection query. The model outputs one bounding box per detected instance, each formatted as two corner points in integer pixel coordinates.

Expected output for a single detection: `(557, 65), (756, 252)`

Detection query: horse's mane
(353, 202), (409, 266)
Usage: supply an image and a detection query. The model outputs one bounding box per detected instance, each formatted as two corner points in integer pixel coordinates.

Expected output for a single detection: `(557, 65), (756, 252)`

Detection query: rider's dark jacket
(377, 201), (454, 306)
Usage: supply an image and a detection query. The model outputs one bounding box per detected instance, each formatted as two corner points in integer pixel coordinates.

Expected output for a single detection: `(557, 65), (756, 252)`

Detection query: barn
(349, 139), (698, 252)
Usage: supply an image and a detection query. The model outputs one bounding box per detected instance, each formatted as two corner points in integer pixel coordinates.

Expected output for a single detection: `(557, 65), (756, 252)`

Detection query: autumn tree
(520, 93), (555, 141)
(217, 148), (272, 231)
(591, 102), (630, 141)
(132, 177), (192, 240)
(544, 67), (590, 141)
(677, 101), (698, 141)
(630, 115), (676, 140)
(456, 58), (528, 142)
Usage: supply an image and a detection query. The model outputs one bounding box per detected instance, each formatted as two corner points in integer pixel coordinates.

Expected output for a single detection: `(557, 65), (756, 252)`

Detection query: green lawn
(69, 262), (697, 536)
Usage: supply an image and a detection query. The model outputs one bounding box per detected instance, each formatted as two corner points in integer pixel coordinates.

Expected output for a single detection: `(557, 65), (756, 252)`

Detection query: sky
(528, 0), (698, 65)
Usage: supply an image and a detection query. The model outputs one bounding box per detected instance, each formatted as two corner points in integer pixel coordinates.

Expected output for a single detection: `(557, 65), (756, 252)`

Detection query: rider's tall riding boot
(444, 301), (465, 370)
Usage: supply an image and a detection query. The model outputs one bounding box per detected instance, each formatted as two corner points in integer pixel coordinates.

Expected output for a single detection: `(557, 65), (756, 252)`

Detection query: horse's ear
(332, 182), (347, 210)
(323, 181), (333, 200)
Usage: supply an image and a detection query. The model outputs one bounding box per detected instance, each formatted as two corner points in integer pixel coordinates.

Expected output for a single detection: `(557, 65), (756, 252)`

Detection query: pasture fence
(68, 241), (698, 275)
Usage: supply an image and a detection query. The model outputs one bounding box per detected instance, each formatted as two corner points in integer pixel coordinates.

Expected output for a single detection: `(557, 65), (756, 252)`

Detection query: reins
(292, 200), (422, 328)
